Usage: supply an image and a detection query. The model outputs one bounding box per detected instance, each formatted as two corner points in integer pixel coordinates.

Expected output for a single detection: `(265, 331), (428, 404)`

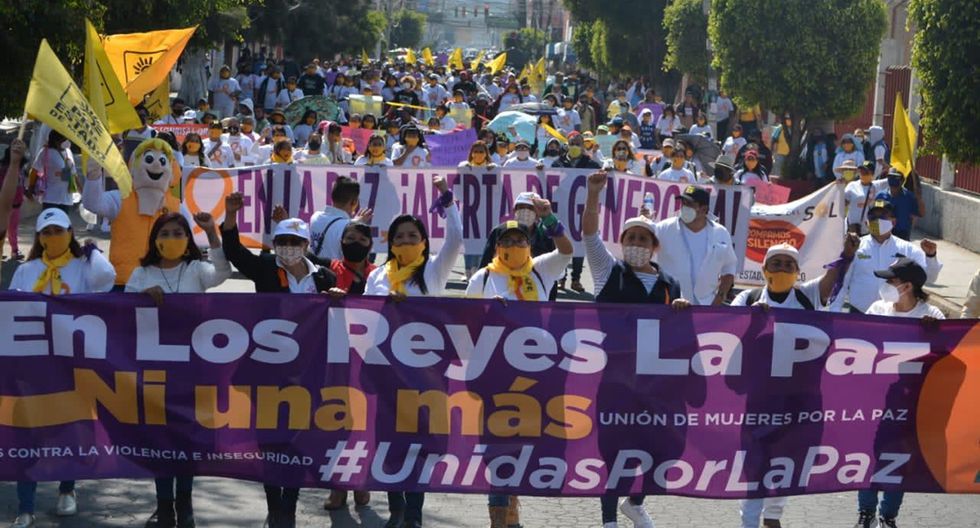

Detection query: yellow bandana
(486, 254), (539, 301)
(271, 151), (293, 163)
(385, 255), (425, 295)
(33, 250), (75, 295)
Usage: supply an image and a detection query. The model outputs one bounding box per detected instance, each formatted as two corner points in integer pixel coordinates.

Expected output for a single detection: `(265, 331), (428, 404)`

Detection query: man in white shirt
(222, 118), (256, 165)
(309, 176), (370, 260)
(657, 149), (696, 183)
(654, 185), (736, 305)
(838, 198), (942, 313)
(207, 65), (240, 118)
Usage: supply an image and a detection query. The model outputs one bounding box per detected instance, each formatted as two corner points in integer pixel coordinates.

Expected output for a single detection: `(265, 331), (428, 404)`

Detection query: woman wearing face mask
(540, 138), (563, 167)
(534, 114), (556, 157)
(458, 141), (496, 279)
(734, 150), (770, 188)
(583, 171), (687, 528)
(491, 135), (511, 165)
(354, 135), (394, 167)
(7, 206), (115, 528)
(502, 139), (541, 169)
(603, 139), (640, 175)
(125, 212), (228, 527)
(269, 139), (295, 164)
(293, 110), (318, 147)
(851, 258), (942, 528)
(391, 124), (431, 168)
(392, 76), (421, 119)
(221, 192), (337, 528)
(181, 133), (209, 168)
(832, 134), (865, 181)
(365, 175), (459, 528)
(27, 130), (79, 213)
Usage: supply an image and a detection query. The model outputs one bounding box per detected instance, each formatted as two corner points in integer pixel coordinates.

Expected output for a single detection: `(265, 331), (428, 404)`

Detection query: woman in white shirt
(655, 106), (681, 144)
(458, 141), (496, 279)
(8, 207), (115, 528)
(502, 140), (541, 169)
(124, 212), (229, 527)
(390, 124), (431, 168)
(292, 110), (317, 148)
(353, 135), (394, 167)
(29, 130), (79, 212)
(181, 133), (210, 168)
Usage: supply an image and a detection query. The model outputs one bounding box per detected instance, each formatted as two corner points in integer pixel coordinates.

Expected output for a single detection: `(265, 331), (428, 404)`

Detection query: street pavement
(2, 204), (979, 527)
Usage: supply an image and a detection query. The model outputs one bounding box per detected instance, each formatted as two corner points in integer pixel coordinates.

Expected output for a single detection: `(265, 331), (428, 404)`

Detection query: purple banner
(1, 293), (978, 497)
(426, 128), (478, 167)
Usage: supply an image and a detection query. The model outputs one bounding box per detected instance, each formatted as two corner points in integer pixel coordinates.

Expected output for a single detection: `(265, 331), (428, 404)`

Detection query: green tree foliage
(563, 0), (669, 78)
(246, 0), (384, 61)
(0, 0), (252, 116)
(389, 9), (427, 49)
(709, 0), (887, 167)
(504, 28), (548, 69)
(663, 0), (709, 83)
(570, 21), (595, 71)
(909, 0), (980, 164)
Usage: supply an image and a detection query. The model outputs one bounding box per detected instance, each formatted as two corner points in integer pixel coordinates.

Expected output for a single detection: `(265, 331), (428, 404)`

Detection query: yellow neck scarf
(33, 251), (75, 294)
(386, 255), (425, 295)
(486, 256), (539, 301)
(271, 151), (293, 163)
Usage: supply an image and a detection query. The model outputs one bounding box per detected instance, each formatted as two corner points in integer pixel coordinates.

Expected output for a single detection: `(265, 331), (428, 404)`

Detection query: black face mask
(308, 140), (322, 151)
(342, 241), (371, 262)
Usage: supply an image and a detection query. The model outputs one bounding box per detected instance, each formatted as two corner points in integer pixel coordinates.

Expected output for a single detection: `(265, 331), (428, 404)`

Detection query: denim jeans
(600, 495), (644, 523)
(388, 491), (425, 523)
(155, 476), (194, 500)
(264, 485), (299, 517)
(858, 490), (904, 519)
(16, 481), (75, 514)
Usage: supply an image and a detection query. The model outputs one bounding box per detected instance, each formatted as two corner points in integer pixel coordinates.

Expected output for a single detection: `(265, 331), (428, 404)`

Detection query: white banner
(738, 183), (845, 285)
(182, 164), (752, 262)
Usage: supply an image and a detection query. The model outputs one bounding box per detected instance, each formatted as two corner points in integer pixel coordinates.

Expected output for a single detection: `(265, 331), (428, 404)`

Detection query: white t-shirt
(866, 300), (945, 319)
(689, 124), (712, 137)
(656, 115), (681, 136)
(503, 157), (539, 169)
(465, 250), (571, 302)
(731, 278), (824, 310)
(657, 167), (695, 183)
(722, 136), (746, 158)
(354, 156), (394, 167)
(224, 135), (255, 164)
(391, 145), (431, 168)
(32, 147), (75, 205)
(207, 77), (240, 117)
(125, 251), (232, 293)
(556, 108), (581, 135)
(277, 88), (305, 107)
(202, 138), (236, 168)
(10, 252), (116, 294)
(844, 180), (889, 226)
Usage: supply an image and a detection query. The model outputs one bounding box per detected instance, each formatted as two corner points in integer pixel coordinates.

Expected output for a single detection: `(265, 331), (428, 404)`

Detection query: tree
(663, 0), (709, 84)
(0, 0), (253, 117)
(563, 0), (669, 79)
(245, 0), (384, 61)
(504, 28), (548, 70)
(709, 0), (887, 176)
(909, 0), (980, 164)
(570, 21), (596, 71)
(389, 9), (426, 49)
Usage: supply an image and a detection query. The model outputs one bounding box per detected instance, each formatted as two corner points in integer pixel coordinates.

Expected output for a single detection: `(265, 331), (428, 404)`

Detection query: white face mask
(402, 83), (413, 90)
(516, 150), (530, 160)
(679, 205), (698, 224)
(514, 209), (537, 227)
(622, 246), (653, 268)
(275, 245), (305, 266)
(869, 218), (894, 237)
(878, 282), (902, 304)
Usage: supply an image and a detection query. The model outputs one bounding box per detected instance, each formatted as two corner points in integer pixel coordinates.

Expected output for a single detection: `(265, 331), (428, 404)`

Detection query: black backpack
(745, 287), (814, 310)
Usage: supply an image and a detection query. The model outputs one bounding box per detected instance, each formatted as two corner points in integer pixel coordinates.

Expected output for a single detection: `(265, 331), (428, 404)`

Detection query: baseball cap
(622, 216), (657, 237)
(514, 139), (530, 149)
(36, 208), (72, 232)
(273, 218), (311, 241)
(662, 138), (675, 148)
(837, 159), (859, 171)
(873, 257), (927, 287)
(764, 243), (800, 264)
(496, 220), (531, 240)
(608, 116), (624, 127)
(858, 160), (875, 173)
(713, 154), (735, 171)
(869, 194), (895, 213)
(514, 192), (540, 207)
(677, 185), (710, 207)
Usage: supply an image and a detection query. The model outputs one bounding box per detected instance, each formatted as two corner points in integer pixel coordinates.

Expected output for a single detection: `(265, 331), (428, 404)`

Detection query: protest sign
(594, 135), (618, 158)
(749, 181), (793, 206)
(341, 126), (376, 155)
(449, 107), (473, 129)
(182, 165), (751, 260)
(1, 294), (977, 497)
(153, 124), (208, 143)
(348, 94), (384, 117)
(634, 102), (664, 124)
(738, 183), (845, 285)
(425, 128), (477, 167)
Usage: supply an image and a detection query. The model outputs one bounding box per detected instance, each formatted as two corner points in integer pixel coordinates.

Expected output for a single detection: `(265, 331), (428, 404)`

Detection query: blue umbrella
(486, 111), (538, 143)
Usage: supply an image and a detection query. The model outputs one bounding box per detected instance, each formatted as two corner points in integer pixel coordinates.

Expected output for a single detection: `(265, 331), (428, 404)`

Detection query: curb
(925, 286), (962, 318)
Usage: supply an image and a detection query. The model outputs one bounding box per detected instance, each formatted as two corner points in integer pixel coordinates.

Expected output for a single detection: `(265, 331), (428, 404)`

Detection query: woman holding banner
(603, 139), (642, 175)
(458, 141), (497, 280)
(125, 212), (229, 527)
(391, 124), (431, 169)
(7, 204), (116, 527)
(365, 175), (460, 528)
(180, 133), (209, 168)
(354, 135), (394, 167)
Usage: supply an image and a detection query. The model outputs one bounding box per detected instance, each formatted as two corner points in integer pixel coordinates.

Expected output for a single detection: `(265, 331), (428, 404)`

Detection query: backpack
(745, 287), (814, 310)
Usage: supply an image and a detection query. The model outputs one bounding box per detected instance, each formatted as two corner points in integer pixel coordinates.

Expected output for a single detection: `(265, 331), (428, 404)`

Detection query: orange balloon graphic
(917, 322), (980, 492)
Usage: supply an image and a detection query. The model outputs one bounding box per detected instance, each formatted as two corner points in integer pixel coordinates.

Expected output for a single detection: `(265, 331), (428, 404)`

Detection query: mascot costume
(83, 138), (182, 288)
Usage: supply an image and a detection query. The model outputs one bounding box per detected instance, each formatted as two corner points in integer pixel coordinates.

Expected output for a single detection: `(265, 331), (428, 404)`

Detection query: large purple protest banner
(182, 165), (752, 262)
(0, 293), (978, 497)
(425, 128), (478, 167)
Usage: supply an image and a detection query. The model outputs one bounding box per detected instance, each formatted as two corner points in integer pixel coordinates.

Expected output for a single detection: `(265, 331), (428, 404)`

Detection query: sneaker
(618, 498), (654, 528)
(56, 492), (77, 516)
(10, 514), (35, 528)
(879, 517), (898, 528)
(855, 510), (877, 528)
(570, 280), (585, 293)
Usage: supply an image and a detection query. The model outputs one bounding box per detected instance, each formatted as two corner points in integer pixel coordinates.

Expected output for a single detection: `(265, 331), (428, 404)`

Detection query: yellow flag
(541, 122), (567, 143)
(143, 76), (171, 123)
(518, 63), (531, 82)
(83, 20), (141, 134)
(422, 47), (435, 67)
(487, 52), (507, 75)
(449, 48), (464, 70)
(26, 40), (132, 196)
(361, 49), (371, 64)
(534, 57), (546, 80)
(405, 48), (417, 65)
(470, 50), (485, 71)
(891, 95), (917, 178)
(102, 26), (196, 104)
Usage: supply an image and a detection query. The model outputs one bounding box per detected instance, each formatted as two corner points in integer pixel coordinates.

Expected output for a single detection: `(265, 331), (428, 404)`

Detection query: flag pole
(17, 112), (28, 141)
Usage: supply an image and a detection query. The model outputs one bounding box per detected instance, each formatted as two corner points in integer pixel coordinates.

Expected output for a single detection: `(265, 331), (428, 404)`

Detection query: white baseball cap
(36, 208), (71, 232)
(515, 192), (540, 207)
(273, 218), (310, 241)
(764, 243), (800, 263)
(622, 216), (657, 237)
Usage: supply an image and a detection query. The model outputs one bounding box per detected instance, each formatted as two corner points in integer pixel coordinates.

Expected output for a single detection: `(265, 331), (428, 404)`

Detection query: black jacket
(596, 262), (681, 304)
(221, 224), (336, 293)
(552, 154), (601, 169)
